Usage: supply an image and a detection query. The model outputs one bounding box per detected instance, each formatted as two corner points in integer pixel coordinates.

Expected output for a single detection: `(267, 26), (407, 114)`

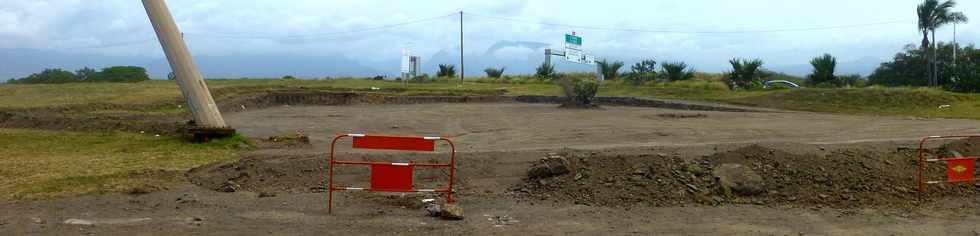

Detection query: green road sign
(565, 34), (582, 45)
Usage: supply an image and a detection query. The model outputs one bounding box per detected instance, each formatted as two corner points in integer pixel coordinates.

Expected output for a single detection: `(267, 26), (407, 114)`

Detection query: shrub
(484, 67), (505, 78)
(659, 62), (696, 82)
(437, 64), (456, 78)
(623, 60), (657, 85)
(837, 74), (866, 87)
(726, 58), (766, 90)
(947, 62), (980, 92)
(535, 62), (558, 80)
(92, 66), (150, 83)
(8, 68), (80, 84)
(281, 75), (297, 80)
(807, 54), (837, 86)
(75, 67), (98, 81)
(558, 76), (599, 108)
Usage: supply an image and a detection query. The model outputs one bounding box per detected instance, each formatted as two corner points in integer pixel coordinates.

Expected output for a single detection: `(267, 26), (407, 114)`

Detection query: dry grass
(0, 129), (248, 200)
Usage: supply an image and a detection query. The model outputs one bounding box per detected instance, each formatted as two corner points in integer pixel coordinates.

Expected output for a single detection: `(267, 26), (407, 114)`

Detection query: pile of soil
(513, 145), (980, 209)
(187, 153), (326, 194)
(187, 151), (458, 195)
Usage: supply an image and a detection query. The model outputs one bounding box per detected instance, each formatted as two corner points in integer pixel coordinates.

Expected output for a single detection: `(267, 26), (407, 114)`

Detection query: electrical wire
(464, 12), (910, 34)
(52, 38), (158, 50)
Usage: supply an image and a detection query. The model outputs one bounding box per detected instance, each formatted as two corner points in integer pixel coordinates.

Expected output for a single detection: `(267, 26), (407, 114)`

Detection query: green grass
(2, 78), (979, 119)
(0, 129), (248, 200)
(723, 87), (980, 119)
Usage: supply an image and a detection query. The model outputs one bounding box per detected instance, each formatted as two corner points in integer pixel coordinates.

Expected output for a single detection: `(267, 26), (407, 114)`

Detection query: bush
(623, 60), (657, 85)
(869, 43), (977, 87)
(92, 66), (150, 83)
(484, 67), (505, 78)
(726, 58), (766, 90)
(558, 76), (599, 108)
(8, 68), (80, 84)
(437, 64), (456, 78)
(659, 62), (696, 82)
(281, 75), (297, 80)
(947, 62), (980, 92)
(807, 54), (837, 86)
(837, 74), (866, 87)
(535, 62), (558, 80)
(75, 67), (97, 81)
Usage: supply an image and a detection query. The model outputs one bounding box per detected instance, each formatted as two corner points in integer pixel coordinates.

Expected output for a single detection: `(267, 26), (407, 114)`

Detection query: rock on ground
(440, 203), (464, 220)
(527, 154), (571, 179)
(713, 163), (765, 196)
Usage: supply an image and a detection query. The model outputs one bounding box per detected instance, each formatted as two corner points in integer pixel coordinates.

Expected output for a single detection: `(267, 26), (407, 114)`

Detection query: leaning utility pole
(142, 0), (232, 138)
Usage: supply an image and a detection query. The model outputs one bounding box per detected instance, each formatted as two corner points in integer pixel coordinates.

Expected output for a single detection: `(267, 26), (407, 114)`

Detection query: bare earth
(3, 103), (980, 235)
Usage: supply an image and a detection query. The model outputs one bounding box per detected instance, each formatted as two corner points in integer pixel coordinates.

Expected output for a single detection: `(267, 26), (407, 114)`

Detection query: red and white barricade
(327, 133), (457, 214)
(916, 135), (980, 193)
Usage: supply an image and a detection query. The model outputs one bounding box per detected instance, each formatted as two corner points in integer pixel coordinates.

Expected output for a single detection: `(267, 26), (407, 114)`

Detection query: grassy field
(4, 78), (974, 118)
(0, 129), (249, 200)
(1, 77), (978, 200)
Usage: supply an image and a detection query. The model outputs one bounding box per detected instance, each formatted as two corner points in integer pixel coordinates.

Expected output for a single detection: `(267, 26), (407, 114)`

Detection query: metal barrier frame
(327, 133), (457, 214)
(916, 135), (980, 193)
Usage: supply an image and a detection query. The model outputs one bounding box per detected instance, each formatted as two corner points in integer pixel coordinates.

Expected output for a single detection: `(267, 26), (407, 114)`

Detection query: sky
(1, 0), (978, 78)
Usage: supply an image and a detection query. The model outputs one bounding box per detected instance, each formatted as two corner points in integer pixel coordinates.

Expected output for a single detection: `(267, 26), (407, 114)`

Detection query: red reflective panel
(352, 135), (435, 151)
(371, 164), (414, 191)
(947, 158), (975, 182)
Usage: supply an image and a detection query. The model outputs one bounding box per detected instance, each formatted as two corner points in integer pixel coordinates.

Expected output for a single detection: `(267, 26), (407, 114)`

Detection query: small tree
(624, 59), (657, 84)
(7, 68), (80, 84)
(94, 66), (150, 83)
(726, 58), (765, 90)
(484, 67), (505, 78)
(75, 67), (98, 81)
(437, 64), (456, 78)
(597, 60), (624, 80)
(281, 75), (297, 80)
(659, 62), (696, 81)
(807, 54), (837, 86)
(559, 76), (599, 108)
(535, 62), (558, 80)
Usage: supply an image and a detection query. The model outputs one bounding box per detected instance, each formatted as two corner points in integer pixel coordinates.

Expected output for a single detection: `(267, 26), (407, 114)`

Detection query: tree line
(6, 66), (151, 84)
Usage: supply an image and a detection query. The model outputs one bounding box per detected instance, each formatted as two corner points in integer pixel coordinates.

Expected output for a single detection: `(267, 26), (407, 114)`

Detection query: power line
(464, 12), (910, 34)
(184, 13), (458, 39)
(52, 38), (158, 50)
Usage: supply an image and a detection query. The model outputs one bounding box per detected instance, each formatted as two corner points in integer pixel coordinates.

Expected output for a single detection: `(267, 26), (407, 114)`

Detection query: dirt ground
(226, 103), (980, 150)
(4, 103), (980, 235)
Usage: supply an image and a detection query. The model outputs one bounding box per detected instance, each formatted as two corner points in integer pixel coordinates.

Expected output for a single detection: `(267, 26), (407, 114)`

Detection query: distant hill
(767, 56), (883, 77)
(0, 48), (381, 80)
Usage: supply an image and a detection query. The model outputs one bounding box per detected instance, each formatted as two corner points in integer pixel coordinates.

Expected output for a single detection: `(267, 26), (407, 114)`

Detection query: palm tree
(597, 60), (624, 80)
(659, 62), (696, 82)
(437, 64), (456, 78)
(917, 0), (968, 86)
(484, 67), (505, 78)
(807, 54), (837, 85)
(727, 58), (765, 90)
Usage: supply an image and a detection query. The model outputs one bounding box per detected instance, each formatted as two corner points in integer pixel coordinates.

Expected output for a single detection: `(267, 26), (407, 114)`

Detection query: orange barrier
(916, 135), (980, 193)
(327, 134), (457, 214)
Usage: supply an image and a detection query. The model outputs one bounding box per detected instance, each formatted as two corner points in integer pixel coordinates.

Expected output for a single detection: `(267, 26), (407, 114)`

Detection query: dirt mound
(513, 145), (980, 209)
(187, 153), (326, 194)
(187, 151), (460, 195)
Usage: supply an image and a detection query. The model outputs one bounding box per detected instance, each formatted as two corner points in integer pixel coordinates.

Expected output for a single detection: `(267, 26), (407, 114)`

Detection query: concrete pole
(544, 49), (551, 66)
(142, 0), (227, 129)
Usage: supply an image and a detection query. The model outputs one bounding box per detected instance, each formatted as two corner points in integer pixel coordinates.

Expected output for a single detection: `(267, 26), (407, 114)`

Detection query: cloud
(0, 0), (978, 76)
